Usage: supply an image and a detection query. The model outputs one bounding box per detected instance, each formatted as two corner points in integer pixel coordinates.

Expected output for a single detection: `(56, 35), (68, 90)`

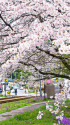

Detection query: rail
(0, 96), (36, 104)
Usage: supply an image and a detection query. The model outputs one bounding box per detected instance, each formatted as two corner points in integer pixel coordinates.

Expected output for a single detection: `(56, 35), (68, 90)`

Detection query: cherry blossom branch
(0, 12), (42, 31)
(0, 53), (17, 66)
(0, 14), (13, 31)
(28, 76), (51, 82)
(0, 34), (28, 49)
(19, 61), (70, 80)
(39, 70), (70, 80)
(36, 46), (70, 71)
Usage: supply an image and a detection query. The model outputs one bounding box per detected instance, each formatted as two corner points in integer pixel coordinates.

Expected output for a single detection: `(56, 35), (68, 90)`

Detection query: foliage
(10, 69), (32, 80)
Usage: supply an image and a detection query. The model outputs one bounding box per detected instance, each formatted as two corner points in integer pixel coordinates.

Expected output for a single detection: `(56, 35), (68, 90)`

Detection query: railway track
(0, 96), (35, 104)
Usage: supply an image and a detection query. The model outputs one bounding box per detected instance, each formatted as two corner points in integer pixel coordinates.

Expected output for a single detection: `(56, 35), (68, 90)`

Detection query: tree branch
(39, 70), (70, 80)
(36, 46), (70, 71)
(0, 14), (13, 31)
(19, 61), (70, 80)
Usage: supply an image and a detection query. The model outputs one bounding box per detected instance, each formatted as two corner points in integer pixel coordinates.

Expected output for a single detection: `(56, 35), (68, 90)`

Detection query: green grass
(0, 98), (34, 114)
(0, 101), (70, 125)
(0, 97), (54, 114)
(0, 105), (57, 125)
(0, 104), (70, 125)
(61, 104), (70, 118)
(28, 90), (34, 93)
(0, 94), (7, 98)
(65, 99), (70, 103)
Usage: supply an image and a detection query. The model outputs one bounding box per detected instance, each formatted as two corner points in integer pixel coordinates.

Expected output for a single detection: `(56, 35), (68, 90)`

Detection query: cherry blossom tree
(0, 0), (70, 81)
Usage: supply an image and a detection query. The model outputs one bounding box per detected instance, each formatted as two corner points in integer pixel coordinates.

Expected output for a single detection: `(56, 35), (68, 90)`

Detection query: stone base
(44, 84), (55, 99)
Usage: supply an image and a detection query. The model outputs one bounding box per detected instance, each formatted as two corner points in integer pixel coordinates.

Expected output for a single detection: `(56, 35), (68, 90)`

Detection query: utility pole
(44, 80), (45, 98)
(39, 74), (42, 97)
(11, 73), (12, 80)
(5, 79), (6, 96)
(21, 71), (22, 80)
(37, 71), (42, 97)
(15, 72), (16, 79)
(5, 69), (7, 96)
(40, 80), (42, 97)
